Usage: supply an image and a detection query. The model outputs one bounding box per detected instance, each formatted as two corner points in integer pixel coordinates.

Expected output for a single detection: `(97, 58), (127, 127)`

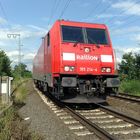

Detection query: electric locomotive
(33, 20), (119, 103)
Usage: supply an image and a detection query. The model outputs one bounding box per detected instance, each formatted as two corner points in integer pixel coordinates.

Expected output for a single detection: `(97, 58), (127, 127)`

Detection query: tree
(135, 54), (140, 79)
(0, 50), (12, 76)
(12, 63), (32, 78)
(119, 52), (140, 80)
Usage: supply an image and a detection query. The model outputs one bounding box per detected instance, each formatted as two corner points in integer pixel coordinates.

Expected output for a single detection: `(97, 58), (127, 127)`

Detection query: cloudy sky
(0, 0), (140, 70)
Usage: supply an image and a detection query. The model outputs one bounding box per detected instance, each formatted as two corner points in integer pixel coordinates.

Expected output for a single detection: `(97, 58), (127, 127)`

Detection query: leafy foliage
(135, 54), (140, 79)
(0, 50), (12, 76)
(119, 52), (140, 80)
(12, 63), (32, 78)
(118, 52), (140, 95)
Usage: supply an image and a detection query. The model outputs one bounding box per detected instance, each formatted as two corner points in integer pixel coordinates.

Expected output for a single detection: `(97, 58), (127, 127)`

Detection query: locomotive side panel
(39, 21), (61, 87)
(33, 44), (44, 81)
(51, 22), (61, 74)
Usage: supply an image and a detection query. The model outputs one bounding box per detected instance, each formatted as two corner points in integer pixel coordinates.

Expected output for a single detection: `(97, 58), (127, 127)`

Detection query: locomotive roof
(56, 19), (107, 29)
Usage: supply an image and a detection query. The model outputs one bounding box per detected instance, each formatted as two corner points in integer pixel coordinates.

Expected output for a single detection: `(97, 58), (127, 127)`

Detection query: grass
(0, 98), (6, 111)
(0, 78), (43, 140)
(12, 78), (30, 92)
(13, 82), (28, 103)
(12, 78), (32, 104)
(0, 107), (43, 140)
(0, 107), (16, 140)
(119, 80), (140, 96)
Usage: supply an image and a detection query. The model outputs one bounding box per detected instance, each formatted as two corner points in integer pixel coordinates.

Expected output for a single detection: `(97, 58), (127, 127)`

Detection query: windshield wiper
(87, 36), (100, 48)
(73, 35), (84, 47)
(73, 37), (100, 48)
(73, 41), (79, 47)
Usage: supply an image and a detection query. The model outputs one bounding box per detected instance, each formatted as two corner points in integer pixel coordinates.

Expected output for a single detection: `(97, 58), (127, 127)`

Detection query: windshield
(61, 26), (84, 43)
(61, 25), (109, 45)
(86, 28), (109, 45)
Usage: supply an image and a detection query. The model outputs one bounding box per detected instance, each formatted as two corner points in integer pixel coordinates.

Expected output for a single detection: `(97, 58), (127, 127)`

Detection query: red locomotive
(33, 20), (119, 103)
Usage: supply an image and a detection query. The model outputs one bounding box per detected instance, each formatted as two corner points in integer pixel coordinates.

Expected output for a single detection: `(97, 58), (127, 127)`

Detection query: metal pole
(7, 34), (21, 80)
(18, 34), (21, 65)
(18, 34), (21, 80)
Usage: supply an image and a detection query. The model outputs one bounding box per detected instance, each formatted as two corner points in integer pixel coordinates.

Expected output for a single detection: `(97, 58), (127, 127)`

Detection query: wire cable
(47, 0), (59, 29)
(82, 0), (102, 21)
(0, 1), (11, 29)
(106, 0), (140, 26)
(59, 0), (72, 19)
(110, 17), (140, 37)
(95, 4), (111, 23)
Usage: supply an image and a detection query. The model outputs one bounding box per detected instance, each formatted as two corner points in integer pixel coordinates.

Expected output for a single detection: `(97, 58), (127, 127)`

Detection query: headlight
(64, 66), (70, 71)
(101, 67), (111, 73)
(85, 48), (90, 53)
(70, 66), (75, 71)
(64, 66), (75, 72)
(101, 68), (106, 72)
(106, 68), (111, 73)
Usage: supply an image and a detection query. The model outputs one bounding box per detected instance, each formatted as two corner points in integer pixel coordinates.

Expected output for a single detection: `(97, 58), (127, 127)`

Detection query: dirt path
(18, 81), (81, 140)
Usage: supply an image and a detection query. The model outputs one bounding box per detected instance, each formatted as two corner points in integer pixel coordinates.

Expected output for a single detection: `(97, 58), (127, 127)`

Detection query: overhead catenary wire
(95, 3), (111, 23)
(0, 0), (11, 29)
(82, 0), (102, 21)
(59, 0), (72, 19)
(47, 0), (72, 30)
(102, 0), (140, 38)
(110, 17), (140, 37)
(83, 0), (116, 24)
(107, 0), (140, 27)
(47, 0), (60, 28)
(109, 0), (140, 32)
(109, 12), (140, 32)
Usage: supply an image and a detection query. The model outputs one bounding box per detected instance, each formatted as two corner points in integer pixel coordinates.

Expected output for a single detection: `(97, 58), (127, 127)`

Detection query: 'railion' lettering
(76, 54), (98, 61)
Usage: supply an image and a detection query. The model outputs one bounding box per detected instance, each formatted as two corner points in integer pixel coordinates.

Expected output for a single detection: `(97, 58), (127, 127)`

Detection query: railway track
(36, 87), (140, 140)
(64, 103), (140, 140)
(111, 93), (140, 104)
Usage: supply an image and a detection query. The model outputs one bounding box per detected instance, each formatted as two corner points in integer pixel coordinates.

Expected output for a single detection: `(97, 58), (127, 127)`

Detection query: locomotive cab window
(86, 28), (109, 45)
(61, 25), (84, 43)
(47, 33), (50, 47)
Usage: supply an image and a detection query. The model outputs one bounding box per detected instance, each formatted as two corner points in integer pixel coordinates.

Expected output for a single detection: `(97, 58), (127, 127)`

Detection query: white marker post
(0, 76), (13, 104)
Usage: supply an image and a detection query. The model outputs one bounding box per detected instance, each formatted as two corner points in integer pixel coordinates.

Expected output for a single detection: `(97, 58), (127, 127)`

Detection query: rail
(97, 103), (140, 127)
(65, 103), (140, 140)
(110, 93), (140, 104)
(36, 86), (140, 140)
(65, 106), (117, 140)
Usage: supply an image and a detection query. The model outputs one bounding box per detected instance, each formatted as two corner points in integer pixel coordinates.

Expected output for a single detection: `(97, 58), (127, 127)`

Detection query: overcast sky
(0, 0), (140, 70)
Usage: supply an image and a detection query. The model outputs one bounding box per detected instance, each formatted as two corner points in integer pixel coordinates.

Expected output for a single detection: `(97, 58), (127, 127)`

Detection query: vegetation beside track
(0, 79), (43, 140)
(0, 102), (6, 111)
(119, 80), (140, 96)
(12, 79), (30, 103)
(0, 49), (42, 139)
(0, 106), (43, 140)
(119, 52), (140, 96)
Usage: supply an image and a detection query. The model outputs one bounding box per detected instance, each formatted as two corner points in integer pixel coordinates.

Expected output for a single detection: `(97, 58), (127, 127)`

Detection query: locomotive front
(56, 21), (119, 100)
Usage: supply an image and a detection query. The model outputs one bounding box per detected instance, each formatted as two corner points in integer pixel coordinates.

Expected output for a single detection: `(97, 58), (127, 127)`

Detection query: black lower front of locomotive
(52, 74), (120, 103)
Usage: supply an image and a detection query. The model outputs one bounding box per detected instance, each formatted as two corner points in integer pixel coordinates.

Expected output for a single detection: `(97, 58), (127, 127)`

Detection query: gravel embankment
(18, 81), (99, 140)
(106, 96), (140, 120)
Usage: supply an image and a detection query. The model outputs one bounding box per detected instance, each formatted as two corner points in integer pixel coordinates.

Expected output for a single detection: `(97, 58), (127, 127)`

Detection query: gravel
(17, 80), (140, 140)
(18, 80), (99, 140)
(106, 96), (140, 120)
